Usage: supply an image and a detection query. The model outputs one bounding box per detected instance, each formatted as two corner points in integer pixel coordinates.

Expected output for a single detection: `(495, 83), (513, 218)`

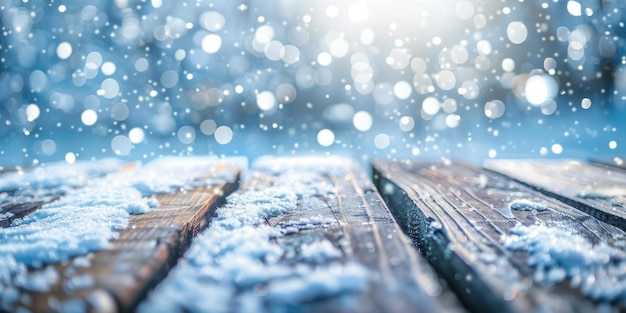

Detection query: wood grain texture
(484, 159), (626, 230)
(373, 160), (626, 313)
(9, 163), (241, 313)
(243, 159), (463, 313)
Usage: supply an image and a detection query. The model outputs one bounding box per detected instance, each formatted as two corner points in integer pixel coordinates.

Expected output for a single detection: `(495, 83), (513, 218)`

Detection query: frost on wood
(503, 223), (626, 303)
(0, 157), (232, 311)
(139, 159), (370, 313)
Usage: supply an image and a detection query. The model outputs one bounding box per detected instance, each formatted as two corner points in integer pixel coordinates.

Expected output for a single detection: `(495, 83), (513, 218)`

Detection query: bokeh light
(0, 0), (624, 166)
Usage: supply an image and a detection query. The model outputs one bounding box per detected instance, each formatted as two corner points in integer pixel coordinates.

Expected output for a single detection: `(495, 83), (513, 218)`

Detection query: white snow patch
(139, 162), (369, 312)
(503, 224), (626, 302)
(265, 263), (368, 303)
(0, 159), (125, 208)
(254, 155), (354, 173)
(130, 156), (246, 194)
(0, 158), (124, 195)
(0, 212), (14, 221)
(253, 156), (354, 197)
(14, 266), (59, 292)
(49, 297), (88, 313)
(0, 157), (236, 310)
(509, 199), (550, 212)
(300, 240), (344, 263)
(430, 220), (443, 230)
(478, 174), (488, 189)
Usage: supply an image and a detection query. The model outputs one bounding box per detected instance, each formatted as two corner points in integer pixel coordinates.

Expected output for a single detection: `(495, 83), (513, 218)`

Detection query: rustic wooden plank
(373, 160), (626, 313)
(0, 201), (43, 228)
(244, 158), (462, 312)
(484, 159), (626, 230)
(10, 162), (241, 313)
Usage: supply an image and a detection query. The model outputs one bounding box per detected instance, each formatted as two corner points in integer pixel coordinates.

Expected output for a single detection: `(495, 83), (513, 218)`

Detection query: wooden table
(3, 157), (626, 312)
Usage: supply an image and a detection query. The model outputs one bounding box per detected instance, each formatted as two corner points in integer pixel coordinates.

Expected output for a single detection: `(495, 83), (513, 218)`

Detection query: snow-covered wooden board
(0, 161), (124, 228)
(484, 159), (626, 230)
(373, 160), (626, 313)
(3, 159), (241, 313)
(138, 157), (462, 313)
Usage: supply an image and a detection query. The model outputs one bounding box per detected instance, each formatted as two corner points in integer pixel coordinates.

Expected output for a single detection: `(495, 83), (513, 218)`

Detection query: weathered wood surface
(373, 160), (626, 313)
(484, 159), (626, 230)
(228, 158), (463, 312)
(9, 163), (240, 313)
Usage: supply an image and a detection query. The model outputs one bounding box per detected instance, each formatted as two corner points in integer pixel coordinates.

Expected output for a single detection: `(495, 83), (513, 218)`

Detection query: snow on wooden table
(139, 156), (462, 313)
(1, 157), (242, 313)
(485, 159), (626, 230)
(0, 159), (125, 228)
(374, 160), (626, 313)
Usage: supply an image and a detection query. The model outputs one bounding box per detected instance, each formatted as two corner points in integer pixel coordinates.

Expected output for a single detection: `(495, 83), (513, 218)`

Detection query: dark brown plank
(259, 158), (461, 312)
(484, 159), (626, 230)
(373, 160), (626, 313)
(9, 162), (241, 313)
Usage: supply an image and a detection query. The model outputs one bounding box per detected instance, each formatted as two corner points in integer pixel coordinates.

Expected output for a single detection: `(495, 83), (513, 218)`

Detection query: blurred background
(0, 0), (625, 167)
